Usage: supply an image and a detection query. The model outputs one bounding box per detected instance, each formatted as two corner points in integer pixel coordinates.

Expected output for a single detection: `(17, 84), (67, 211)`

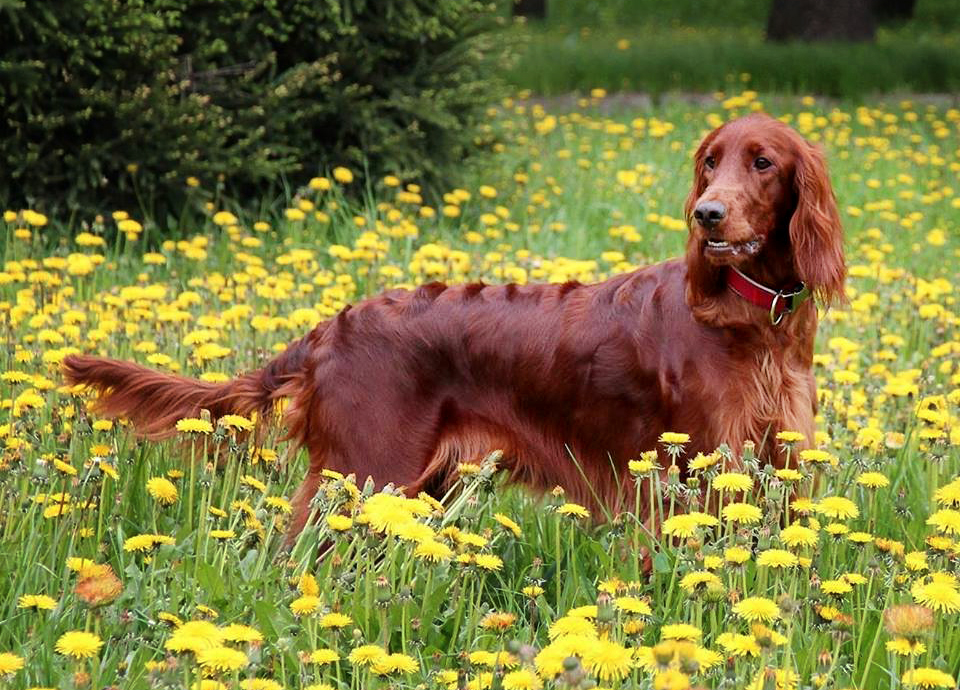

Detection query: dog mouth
(703, 237), (762, 258)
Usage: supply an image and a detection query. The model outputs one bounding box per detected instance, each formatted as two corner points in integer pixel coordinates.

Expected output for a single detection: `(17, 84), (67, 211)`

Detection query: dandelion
(756, 549), (799, 568)
(776, 430), (805, 443)
(480, 611), (517, 630)
(0, 653), (25, 675)
(779, 524), (818, 548)
(856, 471), (890, 488)
(371, 652), (418, 675)
(614, 596), (652, 615)
(175, 417), (214, 434)
(733, 597), (780, 623)
(821, 579), (853, 596)
(884, 604), (934, 639)
(55, 630), (104, 659)
(333, 167), (354, 184)
(414, 539), (453, 562)
(326, 514), (353, 531)
(240, 680), (282, 690)
(493, 512), (522, 537)
(503, 669), (542, 690)
(658, 432), (690, 445)
(712, 472), (753, 492)
(660, 623), (702, 641)
(548, 615), (597, 639)
(348, 645), (387, 666)
(680, 570), (722, 593)
(309, 649), (339, 665)
(197, 646), (248, 672)
(911, 579), (960, 613)
(722, 502), (763, 524)
(926, 509), (960, 535)
(556, 503), (590, 518)
(816, 496), (860, 519)
(18, 594), (57, 610)
(901, 668), (956, 688)
(474, 554), (504, 571)
(798, 449), (837, 465)
(583, 639), (634, 681)
(724, 546), (752, 564)
(319, 612), (352, 629)
(218, 414), (253, 431)
(221, 624), (263, 644)
(291, 596), (321, 616)
(146, 476), (178, 505)
(887, 638), (927, 655)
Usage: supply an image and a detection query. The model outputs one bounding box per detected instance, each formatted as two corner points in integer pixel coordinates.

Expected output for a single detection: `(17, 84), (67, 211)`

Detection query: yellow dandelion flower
(197, 646), (248, 672)
(556, 503), (590, 518)
(0, 652), (25, 675)
(309, 649), (339, 665)
(756, 549), (798, 569)
(733, 596), (780, 623)
(146, 477), (178, 505)
(55, 630), (103, 659)
(722, 502), (763, 524)
(175, 418), (213, 434)
(712, 472), (753, 492)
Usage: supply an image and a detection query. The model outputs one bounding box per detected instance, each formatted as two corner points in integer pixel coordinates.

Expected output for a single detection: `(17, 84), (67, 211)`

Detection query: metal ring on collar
(770, 292), (786, 326)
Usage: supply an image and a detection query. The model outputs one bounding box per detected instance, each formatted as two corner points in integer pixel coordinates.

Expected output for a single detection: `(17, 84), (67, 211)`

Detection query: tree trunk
(875, 0), (917, 22)
(766, 0), (876, 42)
(513, 0), (546, 20)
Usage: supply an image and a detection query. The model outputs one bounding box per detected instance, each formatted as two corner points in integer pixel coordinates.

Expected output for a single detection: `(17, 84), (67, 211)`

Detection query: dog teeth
(707, 240), (729, 247)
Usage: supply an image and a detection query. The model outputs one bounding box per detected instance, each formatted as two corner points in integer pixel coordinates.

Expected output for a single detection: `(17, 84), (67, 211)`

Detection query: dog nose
(693, 201), (727, 228)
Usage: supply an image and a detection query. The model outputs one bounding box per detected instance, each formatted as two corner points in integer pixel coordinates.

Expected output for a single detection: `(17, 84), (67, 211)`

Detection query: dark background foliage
(0, 0), (507, 222)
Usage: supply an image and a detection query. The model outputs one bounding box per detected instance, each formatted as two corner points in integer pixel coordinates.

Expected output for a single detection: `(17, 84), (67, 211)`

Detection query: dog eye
(754, 156), (772, 170)
(704, 155), (716, 170)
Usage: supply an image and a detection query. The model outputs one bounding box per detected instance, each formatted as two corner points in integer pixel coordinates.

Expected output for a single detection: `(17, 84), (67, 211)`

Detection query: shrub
(0, 0), (507, 224)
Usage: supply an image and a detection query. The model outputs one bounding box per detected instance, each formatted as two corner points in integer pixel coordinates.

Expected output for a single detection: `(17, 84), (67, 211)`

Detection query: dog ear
(684, 129), (717, 225)
(790, 142), (846, 305)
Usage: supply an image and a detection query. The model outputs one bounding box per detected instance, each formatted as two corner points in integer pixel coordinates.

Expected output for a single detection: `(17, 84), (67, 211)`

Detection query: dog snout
(693, 200), (727, 229)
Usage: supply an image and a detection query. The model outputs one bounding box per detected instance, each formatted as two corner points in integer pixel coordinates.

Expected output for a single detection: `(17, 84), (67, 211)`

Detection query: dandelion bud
(652, 641), (675, 668)
(816, 650), (832, 671)
(667, 465), (681, 486)
(742, 440), (756, 460)
(685, 476), (700, 489)
(751, 624), (774, 650)
(73, 671), (91, 688)
(776, 594), (800, 618)
(676, 642), (699, 674)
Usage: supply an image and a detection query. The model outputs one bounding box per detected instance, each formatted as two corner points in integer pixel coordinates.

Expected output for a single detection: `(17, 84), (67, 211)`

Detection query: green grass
(502, 0), (960, 96)
(1, 93), (959, 688)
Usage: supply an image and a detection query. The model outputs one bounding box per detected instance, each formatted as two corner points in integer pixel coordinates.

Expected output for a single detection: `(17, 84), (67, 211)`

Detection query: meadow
(1, 91), (960, 689)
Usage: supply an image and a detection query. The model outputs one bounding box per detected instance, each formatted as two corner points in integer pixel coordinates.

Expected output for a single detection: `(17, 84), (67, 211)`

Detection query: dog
(63, 113), (845, 539)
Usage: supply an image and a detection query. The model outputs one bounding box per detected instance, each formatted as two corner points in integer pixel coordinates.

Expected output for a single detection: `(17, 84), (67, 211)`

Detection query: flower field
(2, 92), (960, 689)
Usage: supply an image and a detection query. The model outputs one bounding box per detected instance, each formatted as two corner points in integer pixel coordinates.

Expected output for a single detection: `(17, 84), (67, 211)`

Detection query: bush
(0, 0), (507, 224)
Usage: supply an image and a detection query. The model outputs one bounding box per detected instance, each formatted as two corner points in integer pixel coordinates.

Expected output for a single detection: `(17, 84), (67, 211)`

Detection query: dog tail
(62, 333), (315, 440)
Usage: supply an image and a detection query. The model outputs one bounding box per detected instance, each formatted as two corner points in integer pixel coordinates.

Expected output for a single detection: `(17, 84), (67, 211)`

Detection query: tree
(766, 0), (876, 43)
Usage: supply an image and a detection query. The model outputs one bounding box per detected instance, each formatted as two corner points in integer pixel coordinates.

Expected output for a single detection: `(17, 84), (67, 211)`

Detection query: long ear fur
(684, 128), (722, 307)
(790, 142), (846, 305)
(683, 129), (717, 224)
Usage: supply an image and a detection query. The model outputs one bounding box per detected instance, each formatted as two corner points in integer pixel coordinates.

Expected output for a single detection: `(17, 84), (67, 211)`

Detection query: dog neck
(683, 238), (814, 333)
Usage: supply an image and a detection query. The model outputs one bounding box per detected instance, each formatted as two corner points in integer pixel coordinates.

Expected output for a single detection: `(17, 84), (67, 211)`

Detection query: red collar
(726, 268), (811, 324)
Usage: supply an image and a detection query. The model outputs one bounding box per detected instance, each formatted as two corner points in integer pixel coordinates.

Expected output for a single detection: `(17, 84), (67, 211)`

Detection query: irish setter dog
(63, 114), (845, 539)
